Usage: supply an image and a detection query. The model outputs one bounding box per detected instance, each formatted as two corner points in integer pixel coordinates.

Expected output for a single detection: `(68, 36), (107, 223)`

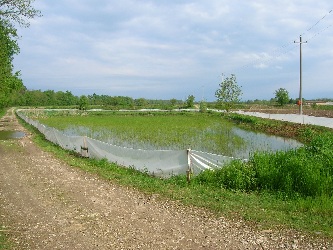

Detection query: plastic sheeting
(18, 110), (234, 177)
(233, 111), (333, 128)
(189, 150), (236, 174)
(17, 109), (333, 177)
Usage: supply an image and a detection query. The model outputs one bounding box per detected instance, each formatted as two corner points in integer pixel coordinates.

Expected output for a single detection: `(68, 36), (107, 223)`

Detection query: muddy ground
(0, 108), (332, 249)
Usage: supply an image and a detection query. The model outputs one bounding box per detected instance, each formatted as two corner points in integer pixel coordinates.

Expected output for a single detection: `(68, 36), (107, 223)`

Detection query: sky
(12, 0), (333, 102)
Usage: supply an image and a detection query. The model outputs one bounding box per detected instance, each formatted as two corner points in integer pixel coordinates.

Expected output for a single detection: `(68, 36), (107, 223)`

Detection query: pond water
(0, 131), (26, 140)
(59, 124), (302, 159)
(231, 127), (302, 159)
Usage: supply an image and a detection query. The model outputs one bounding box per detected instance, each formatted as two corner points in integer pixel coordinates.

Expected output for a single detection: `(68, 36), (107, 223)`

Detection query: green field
(20, 110), (333, 238)
(29, 110), (301, 158)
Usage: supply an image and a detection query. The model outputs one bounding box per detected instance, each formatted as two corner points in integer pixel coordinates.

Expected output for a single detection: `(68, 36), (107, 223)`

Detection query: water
(0, 131), (26, 140)
(231, 127), (302, 159)
(59, 125), (302, 159)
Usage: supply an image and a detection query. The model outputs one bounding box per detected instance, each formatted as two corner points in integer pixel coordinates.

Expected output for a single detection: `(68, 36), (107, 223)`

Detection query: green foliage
(195, 160), (256, 191)
(0, 0), (42, 28)
(35, 111), (245, 156)
(0, 21), (23, 109)
(170, 98), (177, 106)
(0, 0), (41, 109)
(135, 98), (147, 107)
(199, 100), (207, 113)
(186, 95), (195, 108)
(18, 112), (333, 237)
(192, 132), (333, 199)
(274, 88), (290, 106)
(317, 105), (333, 110)
(215, 74), (242, 112)
(78, 95), (89, 110)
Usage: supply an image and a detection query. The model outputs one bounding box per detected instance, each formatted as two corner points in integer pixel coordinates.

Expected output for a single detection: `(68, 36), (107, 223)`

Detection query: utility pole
(222, 73), (224, 83)
(202, 85), (205, 101)
(294, 35), (307, 115)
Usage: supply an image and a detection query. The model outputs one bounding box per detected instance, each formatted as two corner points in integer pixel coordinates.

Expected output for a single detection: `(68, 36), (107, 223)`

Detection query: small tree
(199, 100), (207, 113)
(170, 98), (177, 106)
(215, 74), (242, 112)
(135, 98), (147, 107)
(274, 88), (289, 106)
(186, 95), (195, 108)
(78, 95), (89, 110)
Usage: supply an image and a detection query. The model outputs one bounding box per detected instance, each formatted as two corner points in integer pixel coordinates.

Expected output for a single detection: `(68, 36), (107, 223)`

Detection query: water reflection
(0, 131), (26, 140)
(231, 127), (302, 159)
(60, 124), (302, 159)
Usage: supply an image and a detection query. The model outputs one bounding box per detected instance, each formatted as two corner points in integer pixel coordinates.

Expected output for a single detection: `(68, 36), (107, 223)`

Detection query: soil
(0, 108), (332, 249)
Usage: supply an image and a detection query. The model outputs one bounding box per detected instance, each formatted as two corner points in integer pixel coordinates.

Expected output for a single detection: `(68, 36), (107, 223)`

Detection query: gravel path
(0, 108), (332, 249)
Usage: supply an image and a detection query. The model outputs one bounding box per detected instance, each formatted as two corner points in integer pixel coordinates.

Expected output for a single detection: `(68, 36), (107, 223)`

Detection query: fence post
(186, 148), (192, 183)
(81, 136), (89, 158)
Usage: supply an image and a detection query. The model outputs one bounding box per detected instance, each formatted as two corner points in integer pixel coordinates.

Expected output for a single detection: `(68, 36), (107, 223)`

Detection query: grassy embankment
(18, 110), (333, 239)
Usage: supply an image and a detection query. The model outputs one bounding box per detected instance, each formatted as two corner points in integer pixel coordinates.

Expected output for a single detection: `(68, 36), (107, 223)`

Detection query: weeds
(17, 111), (333, 238)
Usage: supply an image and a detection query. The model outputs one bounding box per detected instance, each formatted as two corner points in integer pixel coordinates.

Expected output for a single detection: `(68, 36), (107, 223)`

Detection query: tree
(79, 95), (89, 110)
(0, 21), (22, 108)
(186, 95), (195, 108)
(274, 88), (290, 106)
(135, 98), (147, 107)
(0, 0), (42, 28)
(199, 100), (207, 113)
(0, 0), (41, 109)
(215, 74), (242, 112)
(170, 98), (177, 106)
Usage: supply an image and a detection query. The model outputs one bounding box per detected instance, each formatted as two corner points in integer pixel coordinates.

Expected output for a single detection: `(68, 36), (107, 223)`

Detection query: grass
(25, 110), (247, 156)
(0, 108), (7, 118)
(0, 224), (11, 250)
(21, 110), (302, 158)
(17, 111), (333, 240)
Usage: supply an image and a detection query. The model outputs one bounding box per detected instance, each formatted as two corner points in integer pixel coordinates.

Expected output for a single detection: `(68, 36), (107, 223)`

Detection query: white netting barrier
(233, 111), (333, 128)
(17, 110), (234, 178)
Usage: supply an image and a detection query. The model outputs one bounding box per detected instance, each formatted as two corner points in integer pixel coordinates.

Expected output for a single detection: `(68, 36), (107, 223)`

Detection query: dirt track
(0, 108), (332, 249)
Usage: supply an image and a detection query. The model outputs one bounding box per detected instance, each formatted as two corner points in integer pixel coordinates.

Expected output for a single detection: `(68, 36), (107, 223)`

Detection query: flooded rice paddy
(57, 123), (302, 159)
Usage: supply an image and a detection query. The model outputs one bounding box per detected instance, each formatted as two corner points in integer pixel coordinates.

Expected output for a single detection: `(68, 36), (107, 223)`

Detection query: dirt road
(0, 108), (331, 249)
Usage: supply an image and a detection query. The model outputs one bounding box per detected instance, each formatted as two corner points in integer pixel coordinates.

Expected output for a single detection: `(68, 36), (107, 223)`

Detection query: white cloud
(13, 0), (333, 101)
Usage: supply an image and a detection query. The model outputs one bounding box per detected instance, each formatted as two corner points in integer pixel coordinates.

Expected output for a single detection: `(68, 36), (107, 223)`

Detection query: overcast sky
(13, 0), (333, 102)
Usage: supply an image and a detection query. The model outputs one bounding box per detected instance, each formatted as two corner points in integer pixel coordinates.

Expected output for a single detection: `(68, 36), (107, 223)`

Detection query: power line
(221, 9), (333, 76)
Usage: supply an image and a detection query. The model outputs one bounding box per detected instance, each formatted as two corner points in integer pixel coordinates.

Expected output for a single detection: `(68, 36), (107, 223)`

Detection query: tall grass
(17, 112), (333, 237)
(195, 132), (333, 197)
(31, 111), (247, 156)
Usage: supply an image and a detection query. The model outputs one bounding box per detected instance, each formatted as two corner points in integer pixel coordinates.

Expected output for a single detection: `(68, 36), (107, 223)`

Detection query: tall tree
(215, 74), (242, 112)
(79, 95), (89, 110)
(0, 0), (42, 28)
(0, 21), (22, 108)
(186, 95), (195, 108)
(274, 88), (290, 106)
(0, 0), (41, 108)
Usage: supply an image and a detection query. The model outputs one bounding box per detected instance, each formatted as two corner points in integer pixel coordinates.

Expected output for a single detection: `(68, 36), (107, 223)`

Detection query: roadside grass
(17, 113), (333, 240)
(0, 225), (11, 250)
(0, 108), (7, 118)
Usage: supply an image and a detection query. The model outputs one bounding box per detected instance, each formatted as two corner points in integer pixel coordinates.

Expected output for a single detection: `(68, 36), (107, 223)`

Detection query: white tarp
(20, 109), (329, 177)
(17, 110), (211, 177)
(234, 111), (333, 128)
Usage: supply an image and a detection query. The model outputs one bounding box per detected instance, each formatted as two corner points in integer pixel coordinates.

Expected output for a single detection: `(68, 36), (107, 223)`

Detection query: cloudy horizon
(13, 0), (333, 102)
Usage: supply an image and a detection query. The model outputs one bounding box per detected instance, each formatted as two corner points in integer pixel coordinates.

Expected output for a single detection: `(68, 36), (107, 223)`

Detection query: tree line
(1, 2), (330, 112)
(0, 0), (41, 109)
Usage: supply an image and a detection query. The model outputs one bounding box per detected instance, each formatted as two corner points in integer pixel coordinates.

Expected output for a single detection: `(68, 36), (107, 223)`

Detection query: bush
(194, 133), (333, 198)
